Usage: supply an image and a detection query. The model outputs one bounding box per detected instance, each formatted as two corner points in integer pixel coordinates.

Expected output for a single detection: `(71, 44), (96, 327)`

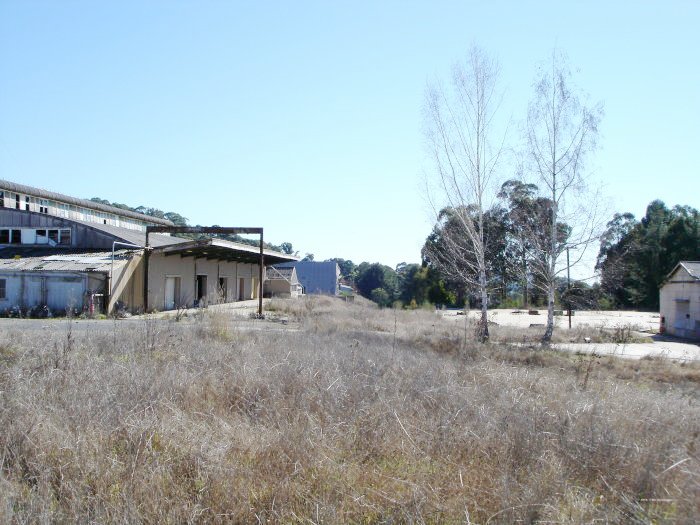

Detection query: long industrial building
(0, 180), (296, 315)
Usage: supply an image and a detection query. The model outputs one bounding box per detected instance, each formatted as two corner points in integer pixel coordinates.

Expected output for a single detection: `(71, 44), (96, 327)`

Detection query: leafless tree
(424, 46), (506, 342)
(524, 51), (603, 343)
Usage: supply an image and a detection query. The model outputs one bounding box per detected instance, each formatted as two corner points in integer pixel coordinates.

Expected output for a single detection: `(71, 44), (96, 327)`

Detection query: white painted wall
(660, 266), (700, 340)
(145, 253), (259, 311)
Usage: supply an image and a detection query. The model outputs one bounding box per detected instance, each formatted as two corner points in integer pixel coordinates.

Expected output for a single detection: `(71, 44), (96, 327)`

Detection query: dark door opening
(196, 275), (207, 306)
(218, 277), (227, 302)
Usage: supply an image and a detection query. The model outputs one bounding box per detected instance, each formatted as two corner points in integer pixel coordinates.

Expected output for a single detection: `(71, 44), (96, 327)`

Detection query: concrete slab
(553, 340), (700, 362)
(441, 308), (660, 332)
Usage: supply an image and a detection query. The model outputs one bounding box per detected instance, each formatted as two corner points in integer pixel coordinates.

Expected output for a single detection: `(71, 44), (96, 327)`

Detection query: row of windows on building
(0, 190), (148, 231)
(0, 228), (72, 246)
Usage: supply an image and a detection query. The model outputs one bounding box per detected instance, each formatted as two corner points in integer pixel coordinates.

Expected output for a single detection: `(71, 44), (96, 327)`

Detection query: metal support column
(143, 231), (150, 313)
(258, 230), (264, 317)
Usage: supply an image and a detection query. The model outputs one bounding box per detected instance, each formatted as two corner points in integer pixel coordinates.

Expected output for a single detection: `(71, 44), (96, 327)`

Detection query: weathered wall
(145, 253), (258, 311)
(659, 266), (700, 340)
(0, 271), (108, 313)
(265, 279), (293, 298)
(111, 255), (144, 313)
(0, 209), (120, 249)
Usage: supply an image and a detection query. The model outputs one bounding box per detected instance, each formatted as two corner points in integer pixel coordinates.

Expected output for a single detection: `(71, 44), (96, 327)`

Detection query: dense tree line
(596, 201), (700, 310)
(416, 194), (699, 312)
(324, 258), (452, 309)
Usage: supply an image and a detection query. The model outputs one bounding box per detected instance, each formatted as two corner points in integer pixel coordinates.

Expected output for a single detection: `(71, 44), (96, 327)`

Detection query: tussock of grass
(0, 299), (698, 522)
(487, 322), (651, 345)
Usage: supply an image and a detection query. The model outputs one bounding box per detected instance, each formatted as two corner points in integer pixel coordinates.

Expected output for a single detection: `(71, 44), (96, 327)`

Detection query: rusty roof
(73, 220), (189, 248)
(0, 250), (134, 273)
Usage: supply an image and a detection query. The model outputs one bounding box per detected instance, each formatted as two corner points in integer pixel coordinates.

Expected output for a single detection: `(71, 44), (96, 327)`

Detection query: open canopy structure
(156, 238), (296, 265)
(144, 226), (297, 315)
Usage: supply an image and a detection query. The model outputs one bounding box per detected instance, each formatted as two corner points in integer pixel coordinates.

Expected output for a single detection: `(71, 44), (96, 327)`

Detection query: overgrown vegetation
(1, 297), (698, 522)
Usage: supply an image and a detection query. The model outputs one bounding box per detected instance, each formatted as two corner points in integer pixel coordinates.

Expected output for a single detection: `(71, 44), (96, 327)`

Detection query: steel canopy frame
(144, 226), (264, 316)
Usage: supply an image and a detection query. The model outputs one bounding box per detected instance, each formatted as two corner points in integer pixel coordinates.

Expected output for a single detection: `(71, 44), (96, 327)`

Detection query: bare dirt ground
(442, 308), (700, 361)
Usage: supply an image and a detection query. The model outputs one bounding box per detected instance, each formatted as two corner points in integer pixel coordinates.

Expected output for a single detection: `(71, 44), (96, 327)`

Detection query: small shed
(659, 261), (700, 340)
(264, 266), (302, 298)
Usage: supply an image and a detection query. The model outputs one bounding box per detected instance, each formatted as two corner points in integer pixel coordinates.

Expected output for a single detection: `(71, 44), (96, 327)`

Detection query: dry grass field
(1, 296), (699, 523)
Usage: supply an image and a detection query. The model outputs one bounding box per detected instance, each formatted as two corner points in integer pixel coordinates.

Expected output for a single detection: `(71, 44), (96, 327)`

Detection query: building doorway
(238, 277), (245, 301)
(165, 276), (181, 310)
(196, 275), (207, 306)
(218, 277), (227, 302)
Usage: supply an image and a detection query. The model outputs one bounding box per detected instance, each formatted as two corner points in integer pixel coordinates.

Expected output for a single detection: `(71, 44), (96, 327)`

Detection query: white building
(659, 261), (700, 340)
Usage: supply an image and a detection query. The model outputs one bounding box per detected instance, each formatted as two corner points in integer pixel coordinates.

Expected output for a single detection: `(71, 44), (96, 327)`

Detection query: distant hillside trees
(327, 258), (357, 283)
(354, 263), (398, 308)
(328, 259), (452, 309)
(396, 263), (454, 307)
(360, 197), (698, 312)
(596, 200), (700, 310)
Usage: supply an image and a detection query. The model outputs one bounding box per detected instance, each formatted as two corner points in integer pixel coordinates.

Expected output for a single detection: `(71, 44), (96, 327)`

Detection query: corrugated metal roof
(156, 238), (298, 265)
(0, 179), (173, 226)
(0, 250), (134, 273)
(0, 246), (96, 259)
(210, 238), (298, 261)
(73, 220), (189, 248)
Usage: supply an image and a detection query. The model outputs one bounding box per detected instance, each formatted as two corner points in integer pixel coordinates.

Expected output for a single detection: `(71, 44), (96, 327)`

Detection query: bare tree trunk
(524, 50), (603, 346)
(479, 265), (489, 340)
(423, 46), (506, 346)
(522, 250), (528, 308)
(543, 143), (558, 344)
(543, 277), (555, 342)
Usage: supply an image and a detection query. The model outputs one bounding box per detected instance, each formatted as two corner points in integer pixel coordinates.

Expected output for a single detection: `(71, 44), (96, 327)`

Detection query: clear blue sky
(1, 1), (698, 269)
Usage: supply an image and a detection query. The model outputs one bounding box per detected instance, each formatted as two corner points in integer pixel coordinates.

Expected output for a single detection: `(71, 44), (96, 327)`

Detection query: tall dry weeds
(0, 300), (698, 522)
